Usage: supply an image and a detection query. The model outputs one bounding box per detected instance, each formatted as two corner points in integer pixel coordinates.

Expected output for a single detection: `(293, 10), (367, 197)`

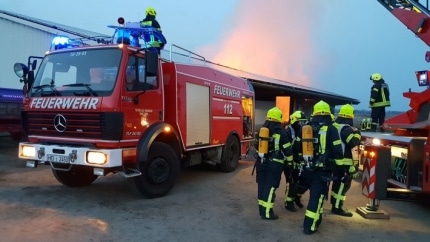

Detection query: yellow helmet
(146, 7), (157, 16)
(266, 107), (283, 123)
(338, 104), (355, 118)
(312, 100), (331, 116)
(290, 110), (307, 124)
(370, 73), (382, 81)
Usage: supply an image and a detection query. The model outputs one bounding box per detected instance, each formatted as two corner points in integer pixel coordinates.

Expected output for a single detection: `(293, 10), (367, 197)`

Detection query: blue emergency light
(51, 36), (71, 50)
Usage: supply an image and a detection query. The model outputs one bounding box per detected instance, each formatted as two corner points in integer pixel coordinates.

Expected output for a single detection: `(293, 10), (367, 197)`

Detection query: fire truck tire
(52, 167), (98, 187)
(131, 142), (180, 198)
(219, 135), (240, 172)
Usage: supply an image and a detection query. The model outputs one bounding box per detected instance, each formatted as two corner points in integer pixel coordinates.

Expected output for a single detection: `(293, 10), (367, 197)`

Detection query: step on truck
(13, 18), (256, 198)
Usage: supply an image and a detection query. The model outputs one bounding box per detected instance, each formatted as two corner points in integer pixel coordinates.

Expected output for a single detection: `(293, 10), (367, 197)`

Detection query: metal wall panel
(0, 18), (55, 89)
(186, 82), (210, 146)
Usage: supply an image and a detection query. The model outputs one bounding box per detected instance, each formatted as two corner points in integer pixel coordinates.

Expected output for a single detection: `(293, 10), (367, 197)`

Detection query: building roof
(0, 9), (110, 40)
(206, 62), (360, 106)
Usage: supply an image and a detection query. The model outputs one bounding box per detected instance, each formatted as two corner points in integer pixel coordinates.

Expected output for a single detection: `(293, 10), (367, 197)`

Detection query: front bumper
(18, 142), (123, 168)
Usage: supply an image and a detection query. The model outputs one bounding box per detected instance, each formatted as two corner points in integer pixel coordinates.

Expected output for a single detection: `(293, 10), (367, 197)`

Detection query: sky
(1, 0), (430, 111)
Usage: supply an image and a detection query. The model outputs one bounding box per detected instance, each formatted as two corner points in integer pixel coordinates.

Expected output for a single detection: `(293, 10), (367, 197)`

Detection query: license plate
(47, 154), (70, 164)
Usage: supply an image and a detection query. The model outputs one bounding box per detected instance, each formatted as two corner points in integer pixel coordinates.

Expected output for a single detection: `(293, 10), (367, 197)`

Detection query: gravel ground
(1, 135), (430, 242)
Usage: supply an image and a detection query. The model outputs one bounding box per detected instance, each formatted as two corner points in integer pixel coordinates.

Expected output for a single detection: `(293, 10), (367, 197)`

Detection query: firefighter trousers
(330, 166), (352, 209)
(256, 158), (284, 219)
(303, 169), (331, 233)
(283, 166), (299, 203)
(371, 106), (386, 131)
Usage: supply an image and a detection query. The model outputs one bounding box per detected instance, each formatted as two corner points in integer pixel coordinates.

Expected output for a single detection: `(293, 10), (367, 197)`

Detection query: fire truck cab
(13, 19), (255, 198)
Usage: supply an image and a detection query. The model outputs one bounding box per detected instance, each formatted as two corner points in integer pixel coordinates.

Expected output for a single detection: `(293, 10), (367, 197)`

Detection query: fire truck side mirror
(31, 59), (38, 71)
(145, 50), (158, 77)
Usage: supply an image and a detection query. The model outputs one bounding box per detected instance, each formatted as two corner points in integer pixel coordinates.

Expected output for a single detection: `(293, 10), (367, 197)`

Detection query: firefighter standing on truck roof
(140, 7), (167, 54)
(297, 100), (344, 235)
(369, 73), (391, 132)
(256, 107), (294, 220)
(283, 110), (307, 212)
(330, 104), (361, 217)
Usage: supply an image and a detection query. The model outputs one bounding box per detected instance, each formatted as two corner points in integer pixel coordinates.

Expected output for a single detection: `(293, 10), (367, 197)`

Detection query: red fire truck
(13, 19), (255, 198)
(360, 1), (430, 199)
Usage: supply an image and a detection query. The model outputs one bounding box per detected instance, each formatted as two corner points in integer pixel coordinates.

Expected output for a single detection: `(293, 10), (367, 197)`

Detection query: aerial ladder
(377, 0), (430, 46)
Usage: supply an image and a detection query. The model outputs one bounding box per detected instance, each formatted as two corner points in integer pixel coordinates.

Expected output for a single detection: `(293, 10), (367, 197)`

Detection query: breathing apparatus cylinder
(258, 127), (269, 159)
(302, 125), (314, 165)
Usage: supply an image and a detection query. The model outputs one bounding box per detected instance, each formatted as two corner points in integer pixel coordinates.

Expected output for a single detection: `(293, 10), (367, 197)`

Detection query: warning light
(51, 36), (71, 50)
(118, 17), (125, 25)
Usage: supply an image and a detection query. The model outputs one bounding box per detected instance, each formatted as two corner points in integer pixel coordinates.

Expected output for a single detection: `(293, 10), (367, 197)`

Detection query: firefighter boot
(370, 124), (377, 132)
(285, 202), (297, 212)
(294, 196), (304, 208)
(379, 125), (385, 133)
(261, 213), (279, 220)
(331, 205), (353, 217)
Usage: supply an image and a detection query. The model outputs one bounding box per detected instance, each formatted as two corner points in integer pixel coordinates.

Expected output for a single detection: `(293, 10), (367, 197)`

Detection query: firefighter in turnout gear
(256, 107), (294, 220)
(140, 7), (167, 54)
(369, 73), (390, 132)
(331, 104), (361, 217)
(298, 101), (344, 235)
(284, 110), (307, 212)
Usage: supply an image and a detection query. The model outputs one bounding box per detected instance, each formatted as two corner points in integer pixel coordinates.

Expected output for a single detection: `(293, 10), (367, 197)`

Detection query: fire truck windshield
(30, 48), (122, 97)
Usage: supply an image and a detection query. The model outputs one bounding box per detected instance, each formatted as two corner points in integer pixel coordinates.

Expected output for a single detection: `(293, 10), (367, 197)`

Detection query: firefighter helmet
(312, 100), (331, 116)
(266, 107), (283, 122)
(338, 104), (355, 119)
(290, 111), (307, 124)
(370, 73), (382, 81)
(146, 7), (157, 16)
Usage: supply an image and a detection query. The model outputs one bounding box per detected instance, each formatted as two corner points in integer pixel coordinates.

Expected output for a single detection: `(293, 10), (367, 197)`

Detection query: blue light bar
(51, 36), (71, 50)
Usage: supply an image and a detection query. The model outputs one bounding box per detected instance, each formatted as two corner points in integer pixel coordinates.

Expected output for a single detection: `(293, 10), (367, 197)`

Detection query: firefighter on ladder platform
(298, 100), (344, 235)
(369, 73), (391, 132)
(284, 110), (308, 212)
(331, 104), (361, 217)
(256, 107), (294, 220)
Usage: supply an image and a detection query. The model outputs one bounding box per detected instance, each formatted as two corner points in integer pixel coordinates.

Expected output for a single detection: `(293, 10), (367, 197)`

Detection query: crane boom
(377, 0), (430, 46)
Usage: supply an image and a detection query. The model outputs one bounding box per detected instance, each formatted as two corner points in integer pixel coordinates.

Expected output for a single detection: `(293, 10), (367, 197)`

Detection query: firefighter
(298, 100), (344, 235)
(284, 110), (307, 212)
(256, 107), (294, 220)
(140, 7), (167, 54)
(89, 67), (104, 84)
(331, 104), (361, 217)
(369, 73), (390, 132)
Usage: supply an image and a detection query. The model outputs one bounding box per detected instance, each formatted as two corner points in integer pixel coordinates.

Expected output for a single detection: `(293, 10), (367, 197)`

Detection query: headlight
(86, 151), (107, 165)
(22, 146), (36, 157)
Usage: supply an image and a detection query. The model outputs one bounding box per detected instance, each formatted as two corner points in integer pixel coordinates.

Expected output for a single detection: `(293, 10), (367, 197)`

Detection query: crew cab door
(121, 53), (163, 139)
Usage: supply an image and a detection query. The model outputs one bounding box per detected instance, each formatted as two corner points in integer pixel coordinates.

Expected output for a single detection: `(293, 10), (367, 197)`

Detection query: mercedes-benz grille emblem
(54, 114), (67, 132)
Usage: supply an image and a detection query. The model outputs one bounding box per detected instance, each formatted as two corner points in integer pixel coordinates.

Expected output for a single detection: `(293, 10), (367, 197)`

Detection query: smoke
(197, 0), (329, 86)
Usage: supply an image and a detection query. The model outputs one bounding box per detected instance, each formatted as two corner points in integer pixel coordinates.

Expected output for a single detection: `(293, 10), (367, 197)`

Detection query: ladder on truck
(377, 0), (430, 46)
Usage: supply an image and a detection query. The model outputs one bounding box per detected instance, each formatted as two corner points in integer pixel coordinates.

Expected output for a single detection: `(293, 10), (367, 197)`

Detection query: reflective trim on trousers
(305, 194), (324, 231)
(331, 182), (346, 208)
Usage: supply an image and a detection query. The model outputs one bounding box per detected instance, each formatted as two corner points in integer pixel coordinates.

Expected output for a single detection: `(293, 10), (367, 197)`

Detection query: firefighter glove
(352, 172), (359, 179)
(349, 165), (359, 179)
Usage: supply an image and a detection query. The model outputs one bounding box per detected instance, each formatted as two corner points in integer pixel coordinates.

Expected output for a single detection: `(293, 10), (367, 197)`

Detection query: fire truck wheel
(132, 142), (180, 198)
(219, 135), (240, 172)
(52, 166), (98, 187)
